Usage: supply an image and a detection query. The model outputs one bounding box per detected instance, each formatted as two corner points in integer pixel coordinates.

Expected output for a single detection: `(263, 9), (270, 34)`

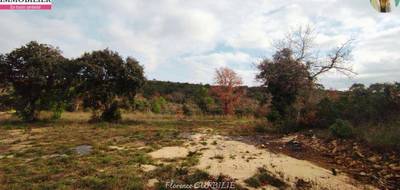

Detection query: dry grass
(0, 112), (256, 190)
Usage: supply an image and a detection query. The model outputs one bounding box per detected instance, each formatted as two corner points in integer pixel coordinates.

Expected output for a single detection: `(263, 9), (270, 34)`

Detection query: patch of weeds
(76, 176), (109, 190)
(125, 177), (144, 190)
(245, 168), (287, 189)
(77, 165), (97, 176)
(76, 173), (144, 190)
(200, 141), (207, 146)
(150, 165), (175, 180)
(176, 167), (189, 176)
(329, 119), (353, 138)
(93, 122), (109, 129)
(359, 123), (400, 149)
(244, 176), (261, 188)
(98, 155), (113, 164)
(254, 124), (269, 133)
(185, 170), (209, 184)
(182, 151), (201, 167)
(130, 152), (152, 165)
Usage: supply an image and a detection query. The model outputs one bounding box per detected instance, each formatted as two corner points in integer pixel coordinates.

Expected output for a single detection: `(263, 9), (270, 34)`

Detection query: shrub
(244, 177), (261, 188)
(151, 96), (167, 114)
(277, 118), (301, 134)
(359, 123), (400, 150)
(254, 122), (270, 133)
(133, 97), (151, 112)
(101, 103), (122, 122)
(329, 119), (353, 138)
(182, 102), (201, 116)
(182, 104), (193, 116)
(151, 101), (161, 114)
(266, 109), (281, 122)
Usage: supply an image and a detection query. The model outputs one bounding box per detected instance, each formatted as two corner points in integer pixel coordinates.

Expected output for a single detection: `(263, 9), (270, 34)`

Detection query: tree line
(0, 41), (145, 122)
(0, 27), (399, 138)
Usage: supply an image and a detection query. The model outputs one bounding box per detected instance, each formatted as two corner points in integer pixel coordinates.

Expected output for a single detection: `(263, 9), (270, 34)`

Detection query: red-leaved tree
(212, 67), (243, 115)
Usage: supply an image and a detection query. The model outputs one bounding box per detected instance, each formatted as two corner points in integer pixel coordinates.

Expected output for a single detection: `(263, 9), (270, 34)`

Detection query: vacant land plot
(0, 112), (389, 189)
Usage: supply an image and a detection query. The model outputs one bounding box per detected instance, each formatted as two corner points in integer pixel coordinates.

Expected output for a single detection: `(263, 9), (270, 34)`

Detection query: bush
(182, 104), (193, 116)
(151, 96), (167, 114)
(277, 118), (300, 134)
(266, 109), (281, 122)
(329, 119), (353, 138)
(50, 102), (65, 120)
(359, 122), (400, 150)
(151, 101), (161, 114)
(133, 98), (151, 112)
(254, 122), (269, 133)
(101, 103), (122, 122)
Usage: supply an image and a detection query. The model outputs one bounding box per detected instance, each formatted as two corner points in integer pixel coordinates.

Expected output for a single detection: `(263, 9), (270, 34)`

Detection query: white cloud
(178, 52), (256, 85)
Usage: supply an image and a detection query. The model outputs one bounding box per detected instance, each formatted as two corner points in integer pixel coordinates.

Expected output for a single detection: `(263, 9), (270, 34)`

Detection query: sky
(0, 0), (399, 90)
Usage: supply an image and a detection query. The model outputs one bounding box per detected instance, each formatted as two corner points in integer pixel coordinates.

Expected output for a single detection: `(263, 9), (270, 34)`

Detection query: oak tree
(76, 49), (145, 122)
(0, 41), (68, 121)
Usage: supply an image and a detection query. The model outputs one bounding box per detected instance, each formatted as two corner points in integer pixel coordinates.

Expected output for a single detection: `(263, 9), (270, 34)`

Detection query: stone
(147, 178), (159, 187)
(74, 145), (93, 156)
(359, 172), (367, 176)
(109, 146), (125, 150)
(142, 164), (157, 172)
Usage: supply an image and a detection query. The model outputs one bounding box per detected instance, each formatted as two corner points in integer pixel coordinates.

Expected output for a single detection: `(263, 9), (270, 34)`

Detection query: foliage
(182, 102), (201, 116)
(0, 41), (69, 121)
(316, 83), (400, 127)
(212, 67), (244, 115)
(151, 96), (167, 114)
(329, 119), (353, 138)
(235, 97), (259, 117)
(359, 122), (400, 149)
(244, 168), (287, 188)
(100, 102), (122, 122)
(76, 50), (145, 121)
(194, 87), (214, 114)
(257, 48), (311, 119)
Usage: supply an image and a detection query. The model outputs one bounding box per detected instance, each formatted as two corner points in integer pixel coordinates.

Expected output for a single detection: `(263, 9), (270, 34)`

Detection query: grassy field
(0, 112), (257, 190)
(1, 112), (399, 190)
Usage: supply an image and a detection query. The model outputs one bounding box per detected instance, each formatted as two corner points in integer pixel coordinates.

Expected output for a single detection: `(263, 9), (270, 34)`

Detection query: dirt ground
(256, 133), (400, 189)
(0, 113), (398, 189)
(148, 133), (377, 190)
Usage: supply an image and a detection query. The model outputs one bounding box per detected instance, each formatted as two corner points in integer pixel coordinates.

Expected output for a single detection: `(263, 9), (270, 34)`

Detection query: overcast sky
(0, 0), (399, 89)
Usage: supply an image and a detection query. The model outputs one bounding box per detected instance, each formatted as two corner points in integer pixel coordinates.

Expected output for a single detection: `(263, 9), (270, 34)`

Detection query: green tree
(257, 26), (354, 126)
(194, 87), (214, 114)
(76, 49), (145, 122)
(0, 41), (68, 121)
(257, 48), (311, 119)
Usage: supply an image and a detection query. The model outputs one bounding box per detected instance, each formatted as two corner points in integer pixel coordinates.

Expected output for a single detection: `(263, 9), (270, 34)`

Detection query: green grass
(0, 112), (256, 189)
(356, 121), (400, 150)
